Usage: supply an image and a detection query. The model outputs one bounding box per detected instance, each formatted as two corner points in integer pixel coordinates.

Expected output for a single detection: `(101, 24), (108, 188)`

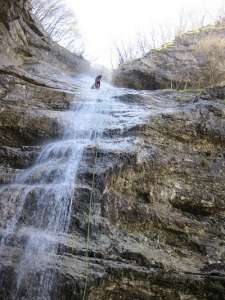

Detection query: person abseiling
(92, 75), (102, 89)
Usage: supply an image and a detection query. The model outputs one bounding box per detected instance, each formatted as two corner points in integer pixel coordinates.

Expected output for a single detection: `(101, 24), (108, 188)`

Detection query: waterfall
(0, 75), (149, 299)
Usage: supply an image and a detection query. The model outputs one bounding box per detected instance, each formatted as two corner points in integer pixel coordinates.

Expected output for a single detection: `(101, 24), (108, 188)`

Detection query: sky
(68, 0), (224, 68)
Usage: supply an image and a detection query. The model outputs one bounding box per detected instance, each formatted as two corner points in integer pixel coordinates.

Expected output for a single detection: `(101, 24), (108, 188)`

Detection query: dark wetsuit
(92, 75), (102, 89)
(95, 79), (101, 89)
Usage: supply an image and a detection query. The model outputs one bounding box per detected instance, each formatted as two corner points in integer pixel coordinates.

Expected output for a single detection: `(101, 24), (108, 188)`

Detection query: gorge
(0, 1), (225, 299)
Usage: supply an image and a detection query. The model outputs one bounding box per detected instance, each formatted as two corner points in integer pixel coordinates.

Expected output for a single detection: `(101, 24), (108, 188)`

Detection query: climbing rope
(82, 143), (99, 300)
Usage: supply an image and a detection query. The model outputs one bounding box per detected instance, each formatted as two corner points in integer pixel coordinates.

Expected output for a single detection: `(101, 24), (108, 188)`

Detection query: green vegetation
(177, 88), (203, 93)
(156, 41), (174, 52)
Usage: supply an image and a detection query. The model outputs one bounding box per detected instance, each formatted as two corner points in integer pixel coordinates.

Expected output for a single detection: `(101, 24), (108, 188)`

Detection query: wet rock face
(1, 86), (225, 300)
(113, 24), (225, 90)
(0, 67), (79, 149)
(0, 0), (88, 148)
(68, 96), (225, 300)
(0, 2), (225, 300)
(85, 97), (225, 300)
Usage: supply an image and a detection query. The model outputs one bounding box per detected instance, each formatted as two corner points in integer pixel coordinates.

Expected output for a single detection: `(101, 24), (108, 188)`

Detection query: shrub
(195, 36), (225, 86)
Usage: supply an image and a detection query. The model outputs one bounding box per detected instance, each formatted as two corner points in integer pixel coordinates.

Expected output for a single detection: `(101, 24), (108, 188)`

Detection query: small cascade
(0, 75), (150, 299)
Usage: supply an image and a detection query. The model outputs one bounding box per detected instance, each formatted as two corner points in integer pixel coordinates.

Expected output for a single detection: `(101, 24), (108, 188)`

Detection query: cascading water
(0, 75), (150, 299)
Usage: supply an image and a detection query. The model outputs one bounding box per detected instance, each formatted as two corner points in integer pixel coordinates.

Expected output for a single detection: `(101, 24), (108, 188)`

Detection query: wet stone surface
(0, 73), (224, 299)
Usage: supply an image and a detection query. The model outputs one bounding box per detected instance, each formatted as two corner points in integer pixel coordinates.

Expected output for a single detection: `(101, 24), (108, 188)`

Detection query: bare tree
(31, 0), (84, 54)
(113, 30), (158, 66)
(175, 9), (212, 37)
(112, 8), (224, 68)
(114, 40), (138, 65)
(195, 36), (225, 86)
(113, 25), (175, 66)
(215, 4), (225, 25)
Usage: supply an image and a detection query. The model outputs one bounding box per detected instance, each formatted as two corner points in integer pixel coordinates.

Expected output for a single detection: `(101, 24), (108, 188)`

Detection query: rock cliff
(0, 1), (225, 300)
(113, 24), (225, 90)
(0, 0), (89, 74)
